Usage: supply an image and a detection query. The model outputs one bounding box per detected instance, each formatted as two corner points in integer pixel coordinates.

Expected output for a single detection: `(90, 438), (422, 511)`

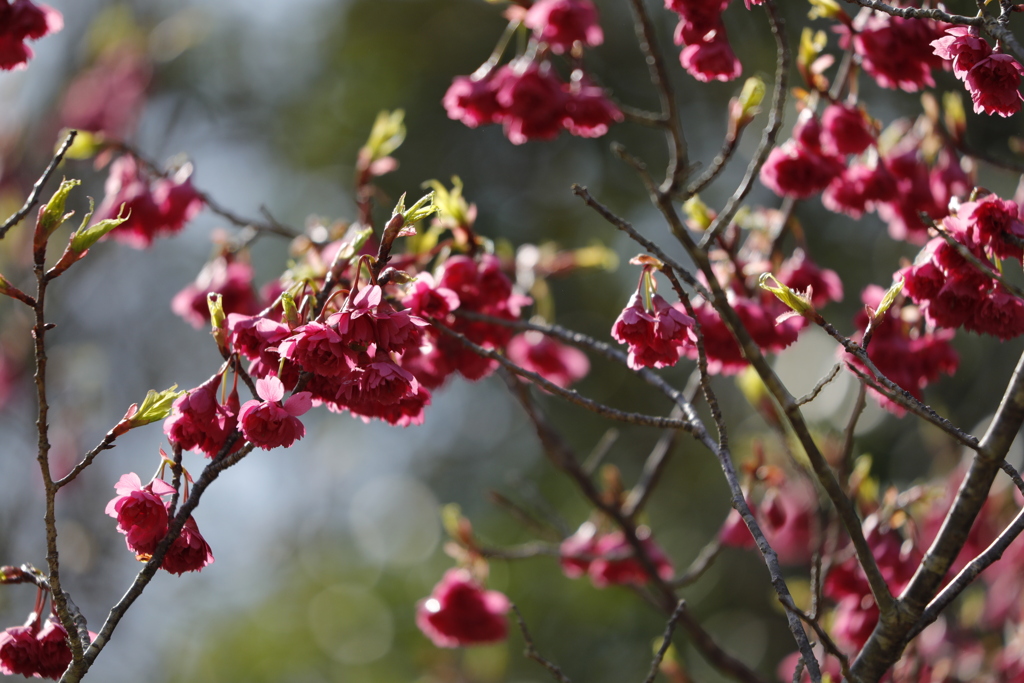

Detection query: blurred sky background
(2, 1), (1024, 682)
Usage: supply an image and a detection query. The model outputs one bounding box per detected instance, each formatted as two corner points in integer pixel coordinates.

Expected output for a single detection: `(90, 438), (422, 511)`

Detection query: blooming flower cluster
(844, 285), (958, 414)
(559, 523), (674, 588)
(932, 27), (1024, 117)
(0, 615), (88, 680)
(760, 109), (845, 200)
(900, 196), (1024, 340)
(611, 289), (696, 370)
(0, 0), (61, 71)
(164, 373), (244, 458)
(415, 569), (510, 648)
(837, 13), (944, 92)
(92, 155), (205, 249)
(105, 472), (214, 574)
(666, 0), (741, 83)
(443, 0), (621, 144)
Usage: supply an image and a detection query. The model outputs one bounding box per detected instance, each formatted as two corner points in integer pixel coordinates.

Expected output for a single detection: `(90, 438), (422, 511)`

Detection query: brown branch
(512, 604), (573, 683)
(698, 0), (789, 249)
(642, 600), (689, 683)
(624, 0), (689, 195)
(852, 350), (1024, 681)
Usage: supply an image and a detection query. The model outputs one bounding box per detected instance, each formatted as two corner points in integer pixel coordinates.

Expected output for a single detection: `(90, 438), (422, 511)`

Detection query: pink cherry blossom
(34, 619), (73, 680)
(507, 331), (590, 388)
(820, 103), (875, 156)
(171, 257), (261, 329)
(931, 26), (992, 80)
(524, 0), (604, 54)
(0, 0), (62, 71)
(416, 569), (510, 647)
(679, 33), (742, 83)
(492, 62), (568, 145)
(105, 472), (176, 556)
(612, 290), (695, 370)
(443, 76), (501, 128)
(562, 82), (623, 138)
(964, 53), (1024, 117)
(0, 625), (40, 677)
(160, 514), (215, 575)
(164, 374), (242, 458)
(587, 531), (674, 588)
(238, 376), (312, 450)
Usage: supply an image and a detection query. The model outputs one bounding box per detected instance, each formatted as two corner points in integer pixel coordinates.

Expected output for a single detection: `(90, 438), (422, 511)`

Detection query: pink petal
(256, 376), (285, 402)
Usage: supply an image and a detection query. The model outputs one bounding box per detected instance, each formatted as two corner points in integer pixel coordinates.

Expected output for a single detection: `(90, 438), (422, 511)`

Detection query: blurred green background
(1, 1), (1024, 682)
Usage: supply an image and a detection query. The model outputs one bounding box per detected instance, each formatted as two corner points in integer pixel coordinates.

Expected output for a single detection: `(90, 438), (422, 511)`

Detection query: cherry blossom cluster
(0, 0), (61, 71)
(901, 196), (1024, 340)
(415, 568), (510, 648)
(0, 614), (85, 680)
(611, 280), (696, 371)
(665, 0), (741, 83)
(558, 522), (674, 588)
(92, 155), (205, 249)
(105, 472), (213, 574)
(845, 285), (958, 414)
(443, 0), (621, 144)
(685, 249), (842, 374)
(932, 27), (1024, 117)
(836, 12), (944, 92)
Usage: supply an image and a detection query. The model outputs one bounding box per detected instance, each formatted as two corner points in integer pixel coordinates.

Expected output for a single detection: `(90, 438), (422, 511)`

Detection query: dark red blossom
(839, 14), (944, 92)
(416, 569), (510, 648)
(507, 331), (590, 388)
(931, 26), (992, 79)
(524, 0), (603, 54)
(492, 62), (568, 144)
(0, 0), (62, 71)
(163, 374), (242, 458)
(171, 257), (261, 329)
(93, 156), (204, 249)
(563, 83), (623, 138)
(105, 472), (175, 556)
(760, 140), (842, 199)
(679, 33), (742, 83)
(587, 531), (674, 588)
(160, 514), (214, 575)
(820, 103), (875, 156)
(964, 53), (1024, 117)
(0, 625), (40, 677)
(443, 76), (501, 129)
(238, 376), (312, 450)
(611, 290), (695, 370)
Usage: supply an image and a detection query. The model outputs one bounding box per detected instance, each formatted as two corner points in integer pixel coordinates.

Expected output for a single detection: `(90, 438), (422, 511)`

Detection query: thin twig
(930, 219), (1024, 301)
(622, 414), (683, 517)
(512, 604), (573, 683)
(670, 540), (721, 588)
(0, 131), (77, 240)
(780, 598), (853, 682)
(642, 600), (688, 683)
(796, 364), (842, 407)
(698, 0), (789, 249)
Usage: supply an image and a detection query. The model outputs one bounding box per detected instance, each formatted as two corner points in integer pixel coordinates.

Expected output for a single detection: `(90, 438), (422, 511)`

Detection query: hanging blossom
(416, 569), (510, 647)
(172, 256), (262, 329)
(932, 27), (1024, 117)
(506, 331), (590, 388)
(163, 373), (242, 458)
(0, 0), (62, 71)
(0, 614), (95, 680)
(837, 13), (944, 92)
(667, 0), (741, 83)
(523, 0), (603, 54)
(238, 376), (312, 450)
(844, 285), (958, 415)
(760, 109), (844, 199)
(559, 522), (674, 588)
(105, 471), (214, 574)
(92, 155), (204, 249)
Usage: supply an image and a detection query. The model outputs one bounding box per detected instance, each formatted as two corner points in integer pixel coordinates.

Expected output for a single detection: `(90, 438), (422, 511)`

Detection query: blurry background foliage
(0, 1), (1023, 682)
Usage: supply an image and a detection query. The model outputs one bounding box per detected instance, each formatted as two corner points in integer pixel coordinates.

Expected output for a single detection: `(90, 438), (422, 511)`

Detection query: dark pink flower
(34, 619), (72, 680)
(277, 321), (353, 377)
(160, 514), (214, 575)
(679, 33), (742, 83)
(823, 162), (896, 219)
(931, 26), (992, 79)
(507, 331), (590, 388)
(105, 472), (175, 556)
(416, 569), (510, 647)
(492, 62), (569, 144)
(965, 53), (1024, 117)
(776, 249), (843, 308)
(443, 76), (501, 129)
(172, 257), (261, 329)
(0, 0), (62, 71)
(559, 522), (599, 578)
(588, 531), (674, 588)
(164, 374), (242, 458)
(0, 625), (40, 677)
(524, 0), (603, 54)
(331, 284), (428, 359)
(403, 273), (460, 319)
(759, 140), (842, 199)
(820, 103), (874, 156)
(238, 376), (312, 450)
(840, 15), (944, 91)
(227, 314), (292, 365)
(347, 361), (419, 407)
(611, 290), (695, 370)
(562, 83), (623, 138)
(93, 156), (204, 249)
(59, 48), (151, 138)
(666, 0), (728, 44)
